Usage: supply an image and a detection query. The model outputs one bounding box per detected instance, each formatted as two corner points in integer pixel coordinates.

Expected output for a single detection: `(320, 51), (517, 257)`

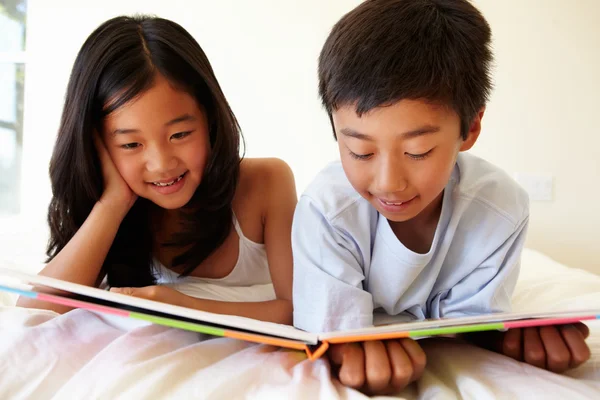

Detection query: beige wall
(471, 0), (600, 274)
(2, 0), (598, 274)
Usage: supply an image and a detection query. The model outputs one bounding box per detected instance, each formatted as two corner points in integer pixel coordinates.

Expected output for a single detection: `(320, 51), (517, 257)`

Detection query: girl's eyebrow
(165, 113), (196, 127)
(112, 114), (197, 136)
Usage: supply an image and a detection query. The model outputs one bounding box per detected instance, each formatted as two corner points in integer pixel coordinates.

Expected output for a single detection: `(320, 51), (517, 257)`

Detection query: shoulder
(237, 157), (297, 214)
(295, 161), (376, 240)
(239, 157), (295, 188)
(454, 153), (529, 227)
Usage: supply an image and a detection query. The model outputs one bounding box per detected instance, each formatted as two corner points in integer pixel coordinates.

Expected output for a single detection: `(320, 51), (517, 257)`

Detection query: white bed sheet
(0, 248), (598, 400)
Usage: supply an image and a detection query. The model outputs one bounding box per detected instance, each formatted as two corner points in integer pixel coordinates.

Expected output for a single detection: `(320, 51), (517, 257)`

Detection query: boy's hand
(466, 323), (591, 372)
(328, 339), (426, 395)
(502, 324), (591, 372)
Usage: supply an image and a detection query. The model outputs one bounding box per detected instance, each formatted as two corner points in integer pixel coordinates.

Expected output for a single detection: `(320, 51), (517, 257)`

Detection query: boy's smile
(333, 99), (482, 226)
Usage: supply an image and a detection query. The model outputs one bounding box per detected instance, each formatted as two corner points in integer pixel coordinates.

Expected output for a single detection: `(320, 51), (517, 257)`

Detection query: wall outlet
(514, 173), (554, 202)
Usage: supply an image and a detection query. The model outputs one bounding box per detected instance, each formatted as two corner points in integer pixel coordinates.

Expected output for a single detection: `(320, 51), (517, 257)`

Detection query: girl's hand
(328, 339), (426, 395)
(94, 133), (137, 212)
(110, 285), (188, 307)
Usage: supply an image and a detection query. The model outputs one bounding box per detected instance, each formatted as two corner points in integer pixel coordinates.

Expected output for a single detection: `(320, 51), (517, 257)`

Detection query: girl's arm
(111, 158), (297, 325)
(111, 285), (293, 324)
(180, 158), (296, 324)
(191, 159), (296, 323)
(17, 135), (135, 312)
(258, 158), (296, 323)
(17, 200), (128, 312)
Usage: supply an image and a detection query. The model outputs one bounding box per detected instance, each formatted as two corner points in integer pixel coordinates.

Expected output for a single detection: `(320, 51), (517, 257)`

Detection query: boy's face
(333, 99), (482, 223)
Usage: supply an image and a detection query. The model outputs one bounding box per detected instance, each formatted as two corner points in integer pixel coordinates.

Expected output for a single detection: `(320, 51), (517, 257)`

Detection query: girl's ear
(460, 107), (485, 152)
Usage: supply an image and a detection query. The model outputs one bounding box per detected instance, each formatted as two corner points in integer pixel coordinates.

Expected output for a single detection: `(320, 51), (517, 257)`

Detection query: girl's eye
(406, 149), (433, 160)
(120, 143), (140, 150)
(171, 131), (192, 140)
(348, 150), (373, 161)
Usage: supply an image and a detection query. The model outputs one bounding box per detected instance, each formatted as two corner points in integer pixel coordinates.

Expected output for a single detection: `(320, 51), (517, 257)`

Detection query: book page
(0, 268), (317, 344)
(318, 309), (600, 342)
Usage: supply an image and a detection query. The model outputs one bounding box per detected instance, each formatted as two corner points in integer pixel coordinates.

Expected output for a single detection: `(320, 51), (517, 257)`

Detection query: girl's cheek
(115, 160), (141, 185)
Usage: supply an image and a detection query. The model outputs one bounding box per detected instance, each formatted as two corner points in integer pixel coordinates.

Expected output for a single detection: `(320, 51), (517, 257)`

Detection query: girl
(17, 15), (296, 325)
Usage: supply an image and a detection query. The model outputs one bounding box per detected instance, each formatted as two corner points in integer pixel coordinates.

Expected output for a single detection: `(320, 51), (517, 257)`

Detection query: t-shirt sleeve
(292, 196), (374, 333)
(435, 214), (530, 317)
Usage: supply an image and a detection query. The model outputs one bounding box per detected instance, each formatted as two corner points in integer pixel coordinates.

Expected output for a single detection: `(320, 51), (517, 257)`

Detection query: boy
(292, 0), (591, 395)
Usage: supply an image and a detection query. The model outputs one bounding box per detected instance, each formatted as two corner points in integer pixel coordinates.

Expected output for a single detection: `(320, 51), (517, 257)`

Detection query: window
(0, 0), (27, 215)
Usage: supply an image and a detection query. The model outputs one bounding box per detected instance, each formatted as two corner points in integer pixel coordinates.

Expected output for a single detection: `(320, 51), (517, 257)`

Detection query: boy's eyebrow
(401, 125), (440, 139)
(340, 125), (440, 141)
(112, 114), (197, 135)
(340, 128), (374, 141)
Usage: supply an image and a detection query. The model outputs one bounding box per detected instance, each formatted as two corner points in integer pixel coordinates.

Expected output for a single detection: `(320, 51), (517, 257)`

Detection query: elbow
(15, 296), (34, 309)
(277, 299), (294, 325)
(15, 296), (70, 314)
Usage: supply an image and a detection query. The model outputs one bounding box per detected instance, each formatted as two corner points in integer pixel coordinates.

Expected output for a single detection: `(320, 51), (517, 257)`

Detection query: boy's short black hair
(318, 0), (493, 139)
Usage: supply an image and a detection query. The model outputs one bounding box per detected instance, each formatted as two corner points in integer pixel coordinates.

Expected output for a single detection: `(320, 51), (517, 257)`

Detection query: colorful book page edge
(324, 315), (599, 344)
(0, 284), (310, 352)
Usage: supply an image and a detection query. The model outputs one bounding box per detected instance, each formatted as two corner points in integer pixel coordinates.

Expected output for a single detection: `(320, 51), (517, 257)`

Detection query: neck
(150, 205), (182, 244)
(388, 190), (444, 254)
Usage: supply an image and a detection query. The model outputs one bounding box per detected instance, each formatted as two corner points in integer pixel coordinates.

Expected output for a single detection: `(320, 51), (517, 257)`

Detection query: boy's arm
(292, 195), (425, 394)
(435, 215), (529, 318)
(440, 215), (591, 371)
(292, 195), (374, 332)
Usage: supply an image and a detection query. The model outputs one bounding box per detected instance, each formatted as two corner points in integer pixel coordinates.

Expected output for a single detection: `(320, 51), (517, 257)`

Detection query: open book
(1, 268), (598, 361)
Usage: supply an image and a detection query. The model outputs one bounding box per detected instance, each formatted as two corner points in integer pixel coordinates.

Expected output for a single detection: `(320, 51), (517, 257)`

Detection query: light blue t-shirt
(292, 153), (530, 333)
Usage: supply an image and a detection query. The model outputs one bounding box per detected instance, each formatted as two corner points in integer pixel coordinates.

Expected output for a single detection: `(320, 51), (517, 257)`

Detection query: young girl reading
(17, 15), (296, 324)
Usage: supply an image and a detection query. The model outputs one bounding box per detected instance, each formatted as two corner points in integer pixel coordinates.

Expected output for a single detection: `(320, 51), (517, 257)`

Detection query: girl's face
(102, 74), (210, 210)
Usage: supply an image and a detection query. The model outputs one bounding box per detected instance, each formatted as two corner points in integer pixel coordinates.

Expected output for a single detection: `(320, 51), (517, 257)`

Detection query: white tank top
(154, 213), (272, 289)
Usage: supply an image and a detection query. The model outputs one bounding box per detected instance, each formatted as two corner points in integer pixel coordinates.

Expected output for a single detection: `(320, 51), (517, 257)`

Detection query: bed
(0, 248), (598, 399)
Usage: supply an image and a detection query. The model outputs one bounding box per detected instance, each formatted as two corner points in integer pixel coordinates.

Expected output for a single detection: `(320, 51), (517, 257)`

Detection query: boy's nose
(376, 159), (408, 193)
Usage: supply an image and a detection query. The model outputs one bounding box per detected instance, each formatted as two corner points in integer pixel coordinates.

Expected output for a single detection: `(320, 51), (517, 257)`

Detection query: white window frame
(0, 12), (28, 221)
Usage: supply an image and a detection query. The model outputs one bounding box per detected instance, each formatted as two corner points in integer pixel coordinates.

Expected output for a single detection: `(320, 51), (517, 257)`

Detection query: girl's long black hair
(47, 15), (242, 287)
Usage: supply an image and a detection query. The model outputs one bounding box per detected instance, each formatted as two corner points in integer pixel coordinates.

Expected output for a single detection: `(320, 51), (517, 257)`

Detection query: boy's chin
(378, 210), (419, 223)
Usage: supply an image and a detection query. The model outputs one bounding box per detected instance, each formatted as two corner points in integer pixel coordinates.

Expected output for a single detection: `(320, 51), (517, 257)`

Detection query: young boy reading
(292, 0), (591, 394)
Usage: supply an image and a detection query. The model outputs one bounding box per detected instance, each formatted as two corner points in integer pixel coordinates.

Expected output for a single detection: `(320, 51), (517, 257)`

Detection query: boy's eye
(406, 149), (433, 160)
(120, 143), (140, 150)
(171, 131), (192, 140)
(349, 150), (373, 161)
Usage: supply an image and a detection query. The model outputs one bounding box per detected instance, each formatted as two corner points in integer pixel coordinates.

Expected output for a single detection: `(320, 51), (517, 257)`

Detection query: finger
(363, 340), (392, 394)
(572, 323), (590, 339)
(93, 132), (110, 162)
(399, 338), (427, 381)
(502, 328), (523, 361)
(110, 287), (133, 295)
(523, 327), (546, 369)
(539, 326), (570, 372)
(385, 340), (413, 391)
(328, 343), (346, 367)
(335, 343), (366, 390)
(560, 324), (591, 368)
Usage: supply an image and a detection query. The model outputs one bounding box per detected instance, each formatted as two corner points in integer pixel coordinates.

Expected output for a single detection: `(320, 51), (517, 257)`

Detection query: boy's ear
(460, 107), (485, 152)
